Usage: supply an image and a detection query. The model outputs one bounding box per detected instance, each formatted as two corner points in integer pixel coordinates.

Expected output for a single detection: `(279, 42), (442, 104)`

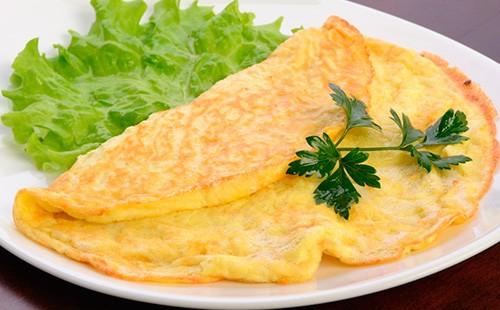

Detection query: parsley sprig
(287, 83), (472, 220)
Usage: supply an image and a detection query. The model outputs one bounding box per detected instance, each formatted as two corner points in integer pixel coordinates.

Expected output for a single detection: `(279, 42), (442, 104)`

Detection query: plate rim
(0, 0), (499, 308)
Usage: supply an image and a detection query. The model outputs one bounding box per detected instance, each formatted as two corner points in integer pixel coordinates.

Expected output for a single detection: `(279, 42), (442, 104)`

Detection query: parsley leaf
(329, 83), (381, 131)
(286, 133), (339, 178)
(408, 146), (472, 172)
(286, 133), (380, 219)
(341, 149), (381, 188)
(421, 109), (469, 146)
(390, 109), (424, 147)
(432, 155), (472, 169)
(408, 147), (438, 172)
(314, 168), (360, 220)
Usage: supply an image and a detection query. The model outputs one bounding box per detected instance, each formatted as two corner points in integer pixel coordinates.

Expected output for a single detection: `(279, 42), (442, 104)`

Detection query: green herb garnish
(287, 83), (472, 219)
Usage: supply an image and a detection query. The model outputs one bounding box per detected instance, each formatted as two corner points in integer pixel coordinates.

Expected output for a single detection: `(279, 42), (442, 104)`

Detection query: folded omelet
(13, 18), (498, 283)
(15, 16), (372, 223)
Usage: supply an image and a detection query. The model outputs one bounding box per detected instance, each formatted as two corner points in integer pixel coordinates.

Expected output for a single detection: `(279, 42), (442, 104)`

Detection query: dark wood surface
(1, 0), (499, 309)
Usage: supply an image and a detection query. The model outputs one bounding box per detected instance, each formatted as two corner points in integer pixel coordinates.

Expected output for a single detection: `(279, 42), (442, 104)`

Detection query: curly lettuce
(1, 0), (287, 171)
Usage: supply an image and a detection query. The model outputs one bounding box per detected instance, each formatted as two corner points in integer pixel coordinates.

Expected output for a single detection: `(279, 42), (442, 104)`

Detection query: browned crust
(422, 52), (500, 201)
(322, 16), (375, 104)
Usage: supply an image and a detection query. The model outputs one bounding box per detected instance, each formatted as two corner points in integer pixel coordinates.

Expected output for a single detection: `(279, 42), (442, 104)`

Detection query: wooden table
(1, 0), (499, 309)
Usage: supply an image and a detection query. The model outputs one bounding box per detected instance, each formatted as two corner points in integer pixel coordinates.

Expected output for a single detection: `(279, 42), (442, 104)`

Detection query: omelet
(13, 20), (498, 283)
(14, 16), (372, 223)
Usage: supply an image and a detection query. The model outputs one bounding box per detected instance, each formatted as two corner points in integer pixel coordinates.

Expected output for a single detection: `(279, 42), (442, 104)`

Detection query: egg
(13, 19), (498, 283)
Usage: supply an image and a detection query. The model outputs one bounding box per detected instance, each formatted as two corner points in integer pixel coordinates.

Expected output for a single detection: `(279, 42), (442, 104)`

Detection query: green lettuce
(1, 0), (287, 171)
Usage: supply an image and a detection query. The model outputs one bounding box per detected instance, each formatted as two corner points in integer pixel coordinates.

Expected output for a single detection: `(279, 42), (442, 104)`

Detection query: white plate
(0, 0), (499, 309)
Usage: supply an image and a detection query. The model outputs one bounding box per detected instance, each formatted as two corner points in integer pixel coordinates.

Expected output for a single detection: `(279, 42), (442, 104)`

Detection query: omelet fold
(16, 16), (372, 223)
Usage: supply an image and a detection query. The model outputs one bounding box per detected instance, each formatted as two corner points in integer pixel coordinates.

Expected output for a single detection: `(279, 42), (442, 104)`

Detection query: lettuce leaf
(1, 0), (287, 172)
